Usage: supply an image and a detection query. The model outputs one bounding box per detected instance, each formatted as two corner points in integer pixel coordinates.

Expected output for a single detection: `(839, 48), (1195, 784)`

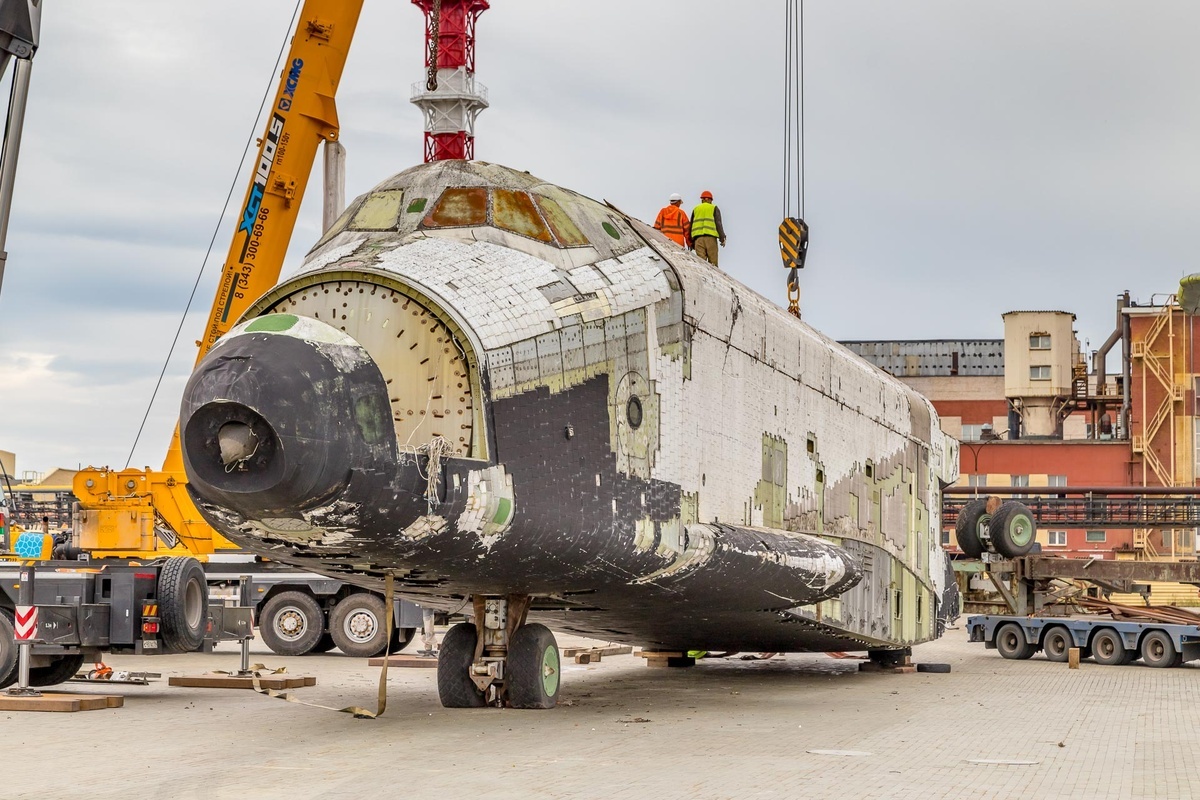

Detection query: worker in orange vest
(653, 193), (691, 248)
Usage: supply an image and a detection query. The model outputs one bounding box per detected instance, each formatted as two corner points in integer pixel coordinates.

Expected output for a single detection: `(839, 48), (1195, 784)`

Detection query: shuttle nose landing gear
(436, 595), (561, 709)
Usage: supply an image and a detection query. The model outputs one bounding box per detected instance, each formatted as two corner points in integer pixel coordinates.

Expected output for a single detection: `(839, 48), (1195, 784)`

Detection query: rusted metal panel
(493, 189), (553, 243)
(424, 186), (487, 227)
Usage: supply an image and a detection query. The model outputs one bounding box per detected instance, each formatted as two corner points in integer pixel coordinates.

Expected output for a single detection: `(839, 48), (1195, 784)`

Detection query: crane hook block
(778, 217), (809, 271)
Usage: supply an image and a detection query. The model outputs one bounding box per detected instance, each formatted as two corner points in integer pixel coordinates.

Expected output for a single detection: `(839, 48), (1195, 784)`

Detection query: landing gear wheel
(954, 499), (989, 558)
(0, 611), (16, 689)
(437, 623), (486, 708)
(507, 623), (560, 709)
(1140, 630), (1178, 668)
(995, 623), (1035, 659)
(29, 652), (86, 687)
(330, 593), (391, 658)
(1042, 626), (1073, 662)
(158, 556), (208, 653)
(1091, 628), (1131, 666)
(259, 591), (325, 656)
(989, 501), (1037, 558)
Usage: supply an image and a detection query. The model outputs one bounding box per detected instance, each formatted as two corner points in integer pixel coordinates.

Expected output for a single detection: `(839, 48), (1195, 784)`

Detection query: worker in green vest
(690, 190), (726, 267)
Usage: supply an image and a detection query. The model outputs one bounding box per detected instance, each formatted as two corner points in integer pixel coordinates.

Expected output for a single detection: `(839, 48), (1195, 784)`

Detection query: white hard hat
(669, 193), (682, 202)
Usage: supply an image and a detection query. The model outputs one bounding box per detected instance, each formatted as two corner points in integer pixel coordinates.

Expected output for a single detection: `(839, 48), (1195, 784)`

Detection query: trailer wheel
(989, 502), (1037, 558)
(437, 622), (486, 708)
(29, 652), (86, 687)
(1042, 626), (1073, 663)
(1140, 630), (1178, 668)
(1091, 628), (1131, 666)
(995, 622), (1035, 659)
(0, 611), (16, 689)
(954, 499), (988, 558)
(158, 557), (208, 653)
(259, 591), (325, 656)
(330, 593), (391, 658)
(310, 633), (336, 654)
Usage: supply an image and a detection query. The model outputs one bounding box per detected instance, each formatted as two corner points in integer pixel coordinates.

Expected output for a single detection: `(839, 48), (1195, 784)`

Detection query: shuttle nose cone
(180, 314), (398, 519)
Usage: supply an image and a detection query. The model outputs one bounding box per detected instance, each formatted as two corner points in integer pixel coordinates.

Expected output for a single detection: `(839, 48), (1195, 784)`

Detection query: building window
(1195, 422), (1200, 479)
(1086, 530), (1106, 543)
(1030, 334), (1051, 350)
(1048, 530), (1067, 546)
(1048, 475), (1067, 488)
(968, 474), (987, 487)
(961, 424), (983, 441)
(941, 529), (951, 546)
(1030, 365), (1051, 381)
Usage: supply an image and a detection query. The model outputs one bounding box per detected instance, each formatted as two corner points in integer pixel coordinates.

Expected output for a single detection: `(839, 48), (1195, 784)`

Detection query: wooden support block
(168, 674), (315, 690)
(367, 654), (439, 668)
(565, 645), (634, 658)
(0, 692), (124, 713)
(1068, 648), (1080, 669)
(858, 662), (917, 674)
(574, 653), (592, 664)
(635, 650), (684, 659)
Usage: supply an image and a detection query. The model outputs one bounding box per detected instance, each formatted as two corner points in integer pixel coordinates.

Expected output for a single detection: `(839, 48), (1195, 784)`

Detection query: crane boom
(73, 1), (365, 556)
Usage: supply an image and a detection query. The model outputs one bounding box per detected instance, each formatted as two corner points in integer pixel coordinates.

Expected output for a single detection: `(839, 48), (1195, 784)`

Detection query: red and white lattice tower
(411, 0), (490, 162)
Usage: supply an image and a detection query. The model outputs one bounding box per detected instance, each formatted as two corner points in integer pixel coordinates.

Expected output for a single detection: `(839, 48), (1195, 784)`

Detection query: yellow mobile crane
(27, 2), (425, 657)
(72, 2), (364, 559)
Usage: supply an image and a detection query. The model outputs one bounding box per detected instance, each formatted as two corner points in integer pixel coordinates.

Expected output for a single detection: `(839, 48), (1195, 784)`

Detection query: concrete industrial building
(844, 300), (1200, 562)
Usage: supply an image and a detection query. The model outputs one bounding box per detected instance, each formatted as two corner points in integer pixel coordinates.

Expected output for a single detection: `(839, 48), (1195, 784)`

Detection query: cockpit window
(535, 196), (589, 247)
(350, 190), (405, 230)
(494, 189), (553, 243)
(424, 187), (488, 228)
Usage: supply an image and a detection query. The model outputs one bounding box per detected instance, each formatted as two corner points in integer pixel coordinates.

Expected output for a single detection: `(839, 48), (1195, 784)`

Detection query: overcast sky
(2, 1), (1198, 476)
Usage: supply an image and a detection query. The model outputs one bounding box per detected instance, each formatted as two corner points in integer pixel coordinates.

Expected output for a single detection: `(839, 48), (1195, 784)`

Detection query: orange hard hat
(700, 190), (713, 200)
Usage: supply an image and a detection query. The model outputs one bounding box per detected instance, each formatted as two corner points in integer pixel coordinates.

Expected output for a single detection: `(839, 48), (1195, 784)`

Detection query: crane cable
(780, 0), (809, 319)
(124, 0), (304, 468)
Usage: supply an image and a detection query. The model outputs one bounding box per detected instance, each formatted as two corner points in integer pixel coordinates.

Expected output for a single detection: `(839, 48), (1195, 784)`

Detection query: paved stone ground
(7, 626), (1200, 799)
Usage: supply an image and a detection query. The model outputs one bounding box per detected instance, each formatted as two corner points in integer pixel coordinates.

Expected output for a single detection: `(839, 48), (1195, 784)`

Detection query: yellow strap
(246, 574), (395, 720)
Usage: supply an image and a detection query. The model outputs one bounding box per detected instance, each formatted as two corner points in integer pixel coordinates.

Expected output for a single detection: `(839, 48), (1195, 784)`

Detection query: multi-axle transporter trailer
(968, 614), (1200, 668)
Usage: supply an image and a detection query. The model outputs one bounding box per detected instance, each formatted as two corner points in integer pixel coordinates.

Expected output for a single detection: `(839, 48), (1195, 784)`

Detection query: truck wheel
(1042, 626), (1073, 662)
(1140, 630), (1178, 668)
(989, 502), (1036, 558)
(507, 623), (561, 709)
(0, 612), (16, 689)
(259, 591), (325, 656)
(330, 593), (391, 658)
(158, 557), (208, 653)
(29, 652), (86, 687)
(389, 627), (417, 654)
(1091, 628), (1131, 666)
(437, 622), (486, 708)
(995, 622), (1035, 659)
(954, 499), (988, 558)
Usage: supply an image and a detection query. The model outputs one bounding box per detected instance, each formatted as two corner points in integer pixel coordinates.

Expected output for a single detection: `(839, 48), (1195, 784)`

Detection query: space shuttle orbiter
(180, 160), (959, 709)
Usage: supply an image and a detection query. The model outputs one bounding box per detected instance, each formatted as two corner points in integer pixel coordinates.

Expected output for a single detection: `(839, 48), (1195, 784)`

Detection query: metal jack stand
(6, 565), (40, 697)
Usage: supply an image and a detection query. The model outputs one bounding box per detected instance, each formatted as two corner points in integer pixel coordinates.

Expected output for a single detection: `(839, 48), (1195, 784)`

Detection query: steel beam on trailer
(1022, 555), (1200, 585)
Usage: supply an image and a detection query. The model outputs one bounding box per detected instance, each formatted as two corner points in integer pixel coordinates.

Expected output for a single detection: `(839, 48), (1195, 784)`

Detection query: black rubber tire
(1091, 628), (1131, 666)
(310, 633), (336, 654)
(915, 662), (951, 673)
(389, 627), (418, 654)
(995, 622), (1036, 660)
(1140, 629), (1178, 668)
(158, 556), (208, 653)
(0, 611), (16, 689)
(1042, 626), (1073, 663)
(955, 498), (988, 558)
(29, 652), (86, 687)
(989, 502), (1037, 558)
(507, 623), (561, 709)
(437, 622), (486, 708)
(259, 591), (325, 656)
(330, 593), (390, 658)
